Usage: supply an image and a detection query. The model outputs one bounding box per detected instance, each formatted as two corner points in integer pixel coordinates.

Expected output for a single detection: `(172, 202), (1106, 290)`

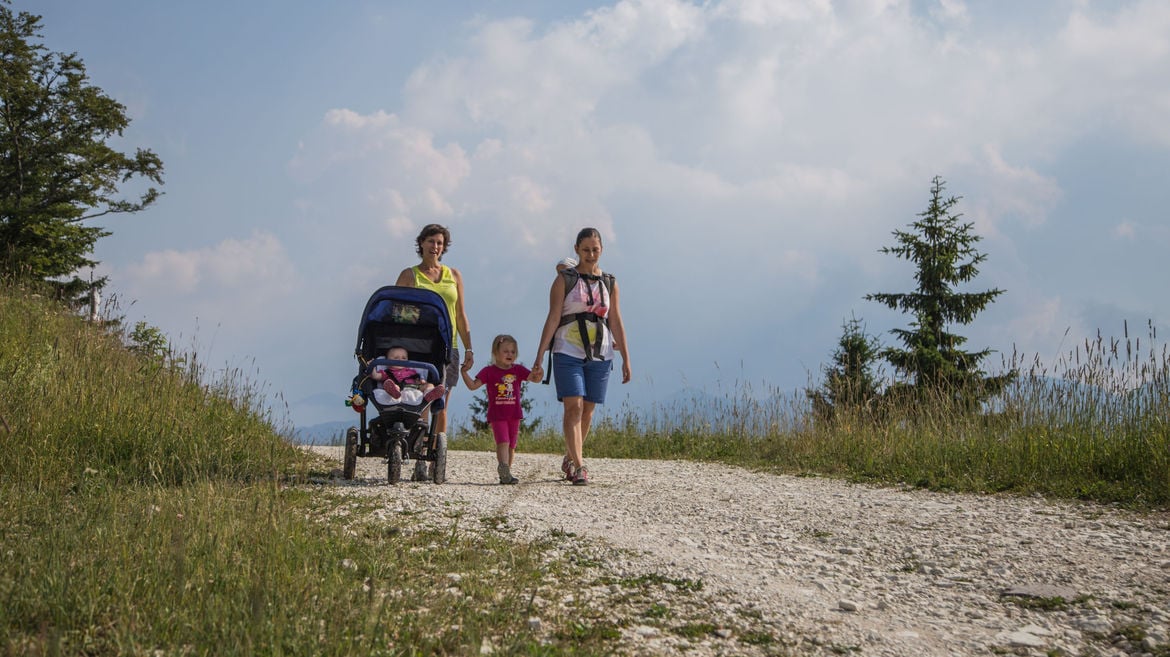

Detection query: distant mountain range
(288, 420), (351, 446)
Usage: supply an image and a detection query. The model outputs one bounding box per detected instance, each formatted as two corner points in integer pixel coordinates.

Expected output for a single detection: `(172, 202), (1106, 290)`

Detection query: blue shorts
(552, 353), (613, 404)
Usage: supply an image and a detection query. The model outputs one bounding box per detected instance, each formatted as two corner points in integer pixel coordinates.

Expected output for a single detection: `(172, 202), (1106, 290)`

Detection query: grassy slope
(0, 286), (644, 656)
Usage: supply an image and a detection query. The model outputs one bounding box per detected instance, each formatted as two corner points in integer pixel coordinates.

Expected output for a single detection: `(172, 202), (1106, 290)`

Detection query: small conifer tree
(865, 176), (1013, 409)
(808, 314), (882, 423)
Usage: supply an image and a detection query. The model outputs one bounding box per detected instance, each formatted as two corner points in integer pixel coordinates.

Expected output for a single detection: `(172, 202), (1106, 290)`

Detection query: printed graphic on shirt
(494, 373), (518, 406)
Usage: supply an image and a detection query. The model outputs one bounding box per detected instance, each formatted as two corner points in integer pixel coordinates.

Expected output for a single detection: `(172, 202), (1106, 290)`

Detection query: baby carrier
(542, 268), (615, 383)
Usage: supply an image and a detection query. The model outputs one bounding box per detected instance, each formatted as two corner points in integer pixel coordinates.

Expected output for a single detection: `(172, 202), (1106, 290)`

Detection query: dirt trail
(311, 446), (1170, 656)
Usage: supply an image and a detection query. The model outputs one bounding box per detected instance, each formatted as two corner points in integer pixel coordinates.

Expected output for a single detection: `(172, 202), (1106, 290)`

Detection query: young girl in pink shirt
(461, 334), (540, 484)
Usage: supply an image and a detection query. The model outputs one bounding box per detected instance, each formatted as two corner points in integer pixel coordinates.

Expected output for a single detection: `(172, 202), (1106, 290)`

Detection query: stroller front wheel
(387, 441), (403, 485)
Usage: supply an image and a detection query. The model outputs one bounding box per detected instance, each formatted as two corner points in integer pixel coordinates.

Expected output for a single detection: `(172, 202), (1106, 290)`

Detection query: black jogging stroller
(343, 285), (451, 484)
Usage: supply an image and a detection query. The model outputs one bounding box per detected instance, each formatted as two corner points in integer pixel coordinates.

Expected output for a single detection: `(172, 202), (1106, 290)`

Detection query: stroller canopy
(355, 286), (452, 369)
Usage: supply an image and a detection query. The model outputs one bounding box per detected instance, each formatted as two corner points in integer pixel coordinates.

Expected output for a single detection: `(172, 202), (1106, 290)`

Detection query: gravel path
(310, 446), (1170, 656)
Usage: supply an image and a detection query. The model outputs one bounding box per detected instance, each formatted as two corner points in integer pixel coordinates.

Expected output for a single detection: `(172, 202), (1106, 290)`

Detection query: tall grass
(483, 325), (1169, 508)
(0, 287), (299, 489)
(1, 284), (640, 655)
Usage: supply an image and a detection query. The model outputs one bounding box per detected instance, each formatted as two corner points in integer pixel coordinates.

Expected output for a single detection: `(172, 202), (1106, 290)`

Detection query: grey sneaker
(498, 463), (518, 485)
(411, 460), (429, 481)
(572, 465), (588, 486)
(561, 455), (573, 481)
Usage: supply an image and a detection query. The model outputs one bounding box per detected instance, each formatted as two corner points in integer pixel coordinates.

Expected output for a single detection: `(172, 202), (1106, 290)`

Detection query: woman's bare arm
(607, 280), (631, 383)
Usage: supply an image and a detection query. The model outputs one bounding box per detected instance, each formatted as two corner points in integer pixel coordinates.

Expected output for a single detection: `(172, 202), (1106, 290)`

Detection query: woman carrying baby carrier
(533, 227), (631, 486)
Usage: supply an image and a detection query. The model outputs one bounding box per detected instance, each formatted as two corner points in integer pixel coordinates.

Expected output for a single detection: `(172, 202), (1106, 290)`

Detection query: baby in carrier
(371, 345), (445, 408)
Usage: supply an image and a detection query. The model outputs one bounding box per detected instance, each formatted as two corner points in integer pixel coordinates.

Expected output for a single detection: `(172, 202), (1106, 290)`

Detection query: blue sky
(31, 0), (1170, 431)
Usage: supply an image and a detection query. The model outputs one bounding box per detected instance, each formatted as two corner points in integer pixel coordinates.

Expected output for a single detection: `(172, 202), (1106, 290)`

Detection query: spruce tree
(865, 176), (1011, 408)
(808, 314), (882, 423)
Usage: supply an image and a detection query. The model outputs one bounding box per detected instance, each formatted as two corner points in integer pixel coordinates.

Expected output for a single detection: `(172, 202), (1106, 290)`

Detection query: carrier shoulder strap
(560, 268), (614, 301)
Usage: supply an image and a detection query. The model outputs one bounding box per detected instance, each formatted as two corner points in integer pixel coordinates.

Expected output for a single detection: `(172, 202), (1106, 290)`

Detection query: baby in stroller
(371, 345), (446, 408)
(344, 285), (453, 484)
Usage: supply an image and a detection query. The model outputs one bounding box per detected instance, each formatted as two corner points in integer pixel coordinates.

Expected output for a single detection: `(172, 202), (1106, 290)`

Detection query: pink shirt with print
(475, 364), (532, 422)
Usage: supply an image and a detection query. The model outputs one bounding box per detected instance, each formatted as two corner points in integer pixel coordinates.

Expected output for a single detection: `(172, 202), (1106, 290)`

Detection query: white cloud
(964, 146), (1064, 236)
(931, 0), (970, 27)
(714, 0), (832, 25)
(507, 175), (553, 214)
(403, 0), (704, 133)
(289, 108), (471, 236)
(124, 232), (294, 295)
(52, 0), (1170, 427)
(277, 0), (1170, 405)
(1054, 2), (1170, 145)
(291, 0), (1170, 295)
(384, 215), (415, 238)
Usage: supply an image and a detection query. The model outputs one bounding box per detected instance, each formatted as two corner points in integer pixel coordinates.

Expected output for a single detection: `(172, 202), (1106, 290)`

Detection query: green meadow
(3, 283), (1167, 655)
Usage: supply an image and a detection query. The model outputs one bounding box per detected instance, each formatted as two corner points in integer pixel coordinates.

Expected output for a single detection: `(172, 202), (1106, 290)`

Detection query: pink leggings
(491, 418), (520, 450)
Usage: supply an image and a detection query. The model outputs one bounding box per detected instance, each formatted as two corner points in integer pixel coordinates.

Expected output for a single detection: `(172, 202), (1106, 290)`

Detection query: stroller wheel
(387, 440), (403, 485)
(431, 432), (447, 485)
(342, 427), (359, 481)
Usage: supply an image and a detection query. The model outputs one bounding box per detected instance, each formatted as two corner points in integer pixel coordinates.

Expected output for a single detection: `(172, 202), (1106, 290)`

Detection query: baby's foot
(423, 385), (445, 403)
(382, 378), (401, 399)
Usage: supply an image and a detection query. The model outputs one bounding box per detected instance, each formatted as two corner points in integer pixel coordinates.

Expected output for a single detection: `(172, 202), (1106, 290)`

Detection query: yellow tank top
(412, 265), (459, 349)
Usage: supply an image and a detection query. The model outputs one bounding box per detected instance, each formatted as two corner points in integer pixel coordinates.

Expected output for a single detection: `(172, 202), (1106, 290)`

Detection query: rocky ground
(310, 446), (1170, 656)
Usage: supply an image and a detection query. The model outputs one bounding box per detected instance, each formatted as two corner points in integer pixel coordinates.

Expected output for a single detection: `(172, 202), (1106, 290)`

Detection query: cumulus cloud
(113, 232), (299, 340)
(283, 0), (1170, 396)
(297, 1), (1167, 242)
(124, 232), (294, 294)
(1051, 3), (1170, 145)
(289, 110), (470, 237)
(374, 3), (1156, 244)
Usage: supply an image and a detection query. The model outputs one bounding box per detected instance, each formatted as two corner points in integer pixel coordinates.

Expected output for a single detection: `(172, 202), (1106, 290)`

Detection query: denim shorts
(552, 352), (613, 404)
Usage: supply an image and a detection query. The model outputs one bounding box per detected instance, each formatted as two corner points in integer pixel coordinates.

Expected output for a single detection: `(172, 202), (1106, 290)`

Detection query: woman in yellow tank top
(396, 224), (474, 479)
